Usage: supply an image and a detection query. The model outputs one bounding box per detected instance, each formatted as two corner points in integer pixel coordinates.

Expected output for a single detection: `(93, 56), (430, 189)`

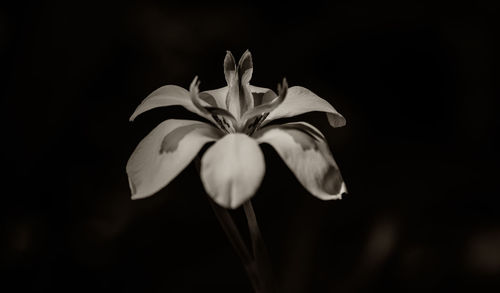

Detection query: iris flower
(126, 50), (347, 209)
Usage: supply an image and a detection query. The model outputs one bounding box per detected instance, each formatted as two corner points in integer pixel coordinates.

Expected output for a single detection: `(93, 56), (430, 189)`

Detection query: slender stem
(243, 201), (275, 293)
(197, 155), (271, 292)
(208, 199), (262, 292)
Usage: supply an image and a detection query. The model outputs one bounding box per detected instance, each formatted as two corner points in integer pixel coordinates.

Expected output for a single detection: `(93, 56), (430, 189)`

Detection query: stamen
(212, 115), (235, 134)
(245, 112), (269, 136)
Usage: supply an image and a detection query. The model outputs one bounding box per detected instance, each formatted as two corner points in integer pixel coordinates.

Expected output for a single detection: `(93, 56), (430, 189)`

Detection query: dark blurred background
(1, 0), (499, 292)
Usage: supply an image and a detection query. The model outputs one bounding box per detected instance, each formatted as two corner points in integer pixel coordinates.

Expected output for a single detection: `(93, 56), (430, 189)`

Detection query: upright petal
(201, 133), (265, 209)
(130, 85), (209, 121)
(224, 50), (237, 86)
(224, 51), (242, 118)
(127, 119), (222, 200)
(255, 122), (346, 200)
(264, 86), (346, 128)
(225, 50), (255, 119)
(237, 50), (255, 114)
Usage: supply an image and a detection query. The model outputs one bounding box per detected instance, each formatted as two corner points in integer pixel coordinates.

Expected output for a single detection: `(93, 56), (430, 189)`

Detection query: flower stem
(208, 199), (263, 292)
(197, 156), (273, 292)
(243, 201), (275, 293)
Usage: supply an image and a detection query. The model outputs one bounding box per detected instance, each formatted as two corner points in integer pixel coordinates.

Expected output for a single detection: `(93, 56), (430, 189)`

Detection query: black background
(2, 0), (499, 292)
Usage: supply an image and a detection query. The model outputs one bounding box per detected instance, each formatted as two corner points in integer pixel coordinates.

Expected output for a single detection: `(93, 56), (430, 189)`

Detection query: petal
(127, 119), (222, 200)
(225, 50), (255, 119)
(189, 77), (236, 127)
(201, 133), (265, 209)
(238, 50), (253, 85)
(224, 50), (237, 86)
(249, 85), (273, 108)
(249, 85), (271, 94)
(264, 86), (346, 128)
(237, 50), (254, 112)
(241, 78), (288, 123)
(255, 122), (346, 200)
(198, 85), (271, 110)
(224, 51), (242, 118)
(200, 86), (228, 109)
(129, 85), (208, 121)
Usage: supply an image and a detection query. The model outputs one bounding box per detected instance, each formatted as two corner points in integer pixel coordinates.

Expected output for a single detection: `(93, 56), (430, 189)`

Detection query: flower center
(212, 115), (235, 134)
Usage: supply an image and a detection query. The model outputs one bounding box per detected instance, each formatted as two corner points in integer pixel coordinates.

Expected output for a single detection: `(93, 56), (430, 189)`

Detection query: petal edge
(130, 85), (206, 121)
(256, 122), (346, 200)
(127, 119), (221, 199)
(264, 86), (346, 128)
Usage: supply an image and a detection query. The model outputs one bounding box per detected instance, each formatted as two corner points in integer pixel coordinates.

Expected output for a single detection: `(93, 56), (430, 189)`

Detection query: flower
(126, 50), (347, 209)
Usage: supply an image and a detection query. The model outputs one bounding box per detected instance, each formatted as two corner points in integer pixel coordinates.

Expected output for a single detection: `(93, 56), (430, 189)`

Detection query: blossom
(126, 50), (347, 209)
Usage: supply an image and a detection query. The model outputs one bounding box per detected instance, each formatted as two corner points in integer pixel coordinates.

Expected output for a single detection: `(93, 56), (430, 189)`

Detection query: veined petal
(127, 119), (222, 200)
(263, 86), (346, 128)
(255, 122), (346, 200)
(201, 133), (265, 209)
(130, 85), (208, 121)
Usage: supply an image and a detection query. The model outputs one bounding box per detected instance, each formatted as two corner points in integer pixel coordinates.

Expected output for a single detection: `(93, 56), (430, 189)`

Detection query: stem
(208, 199), (263, 292)
(197, 156), (273, 292)
(243, 201), (275, 292)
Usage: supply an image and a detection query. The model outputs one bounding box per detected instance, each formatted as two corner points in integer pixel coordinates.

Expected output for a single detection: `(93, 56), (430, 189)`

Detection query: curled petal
(201, 133), (265, 209)
(241, 78), (288, 123)
(127, 119), (222, 200)
(130, 85), (206, 121)
(255, 122), (346, 200)
(189, 77), (237, 127)
(264, 86), (346, 128)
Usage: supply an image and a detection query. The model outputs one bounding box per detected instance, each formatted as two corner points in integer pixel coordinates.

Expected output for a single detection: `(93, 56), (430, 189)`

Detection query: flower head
(127, 50), (347, 209)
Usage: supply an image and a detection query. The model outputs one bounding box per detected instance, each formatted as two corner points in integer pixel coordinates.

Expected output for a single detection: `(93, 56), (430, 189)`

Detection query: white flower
(126, 50), (347, 209)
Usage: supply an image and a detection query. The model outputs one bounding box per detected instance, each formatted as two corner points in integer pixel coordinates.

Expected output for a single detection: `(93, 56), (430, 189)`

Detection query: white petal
(199, 85), (272, 110)
(200, 86), (228, 109)
(241, 79), (287, 122)
(256, 122), (346, 200)
(249, 85), (271, 94)
(201, 133), (265, 209)
(127, 119), (221, 199)
(264, 86), (346, 128)
(130, 85), (208, 121)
